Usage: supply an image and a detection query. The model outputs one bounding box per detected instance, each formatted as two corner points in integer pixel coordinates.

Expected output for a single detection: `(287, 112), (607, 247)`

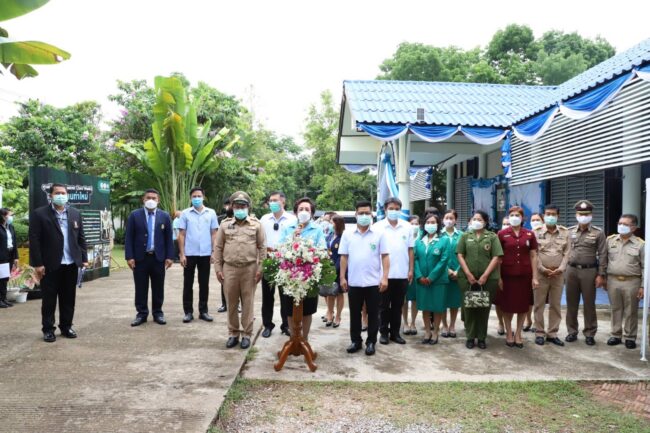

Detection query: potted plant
(7, 264), (37, 303)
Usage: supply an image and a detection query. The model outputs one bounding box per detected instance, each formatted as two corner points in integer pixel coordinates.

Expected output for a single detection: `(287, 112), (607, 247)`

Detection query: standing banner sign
(29, 167), (112, 281)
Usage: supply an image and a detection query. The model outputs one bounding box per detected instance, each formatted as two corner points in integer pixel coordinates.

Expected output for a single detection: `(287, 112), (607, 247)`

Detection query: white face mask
(576, 215), (592, 225)
(470, 220), (484, 231)
(508, 215), (522, 227)
(443, 219), (455, 228)
(297, 211), (311, 224)
(411, 226), (420, 238)
(144, 199), (158, 210)
(618, 224), (632, 235)
(531, 221), (543, 230)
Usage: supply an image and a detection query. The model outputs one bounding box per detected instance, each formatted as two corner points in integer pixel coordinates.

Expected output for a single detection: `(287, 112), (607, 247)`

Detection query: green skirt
(406, 281), (417, 302)
(444, 280), (462, 309)
(416, 282), (446, 313)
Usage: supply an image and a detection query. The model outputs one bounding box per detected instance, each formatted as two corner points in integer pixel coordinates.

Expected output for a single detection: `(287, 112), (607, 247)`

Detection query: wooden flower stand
(274, 301), (318, 372)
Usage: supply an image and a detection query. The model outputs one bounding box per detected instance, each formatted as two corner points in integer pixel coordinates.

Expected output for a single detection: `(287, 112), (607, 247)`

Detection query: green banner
(29, 167), (111, 281)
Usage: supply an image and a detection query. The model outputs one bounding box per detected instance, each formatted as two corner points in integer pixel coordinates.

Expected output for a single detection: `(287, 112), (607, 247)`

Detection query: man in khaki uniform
(533, 204), (570, 346)
(565, 200), (607, 346)
(214, 191), (266, 349)
(606, 214), (645, 349)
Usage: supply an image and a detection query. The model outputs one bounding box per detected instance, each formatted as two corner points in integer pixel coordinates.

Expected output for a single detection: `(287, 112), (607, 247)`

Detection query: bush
(114, 227), (126, 245)
(12, 221), (29, 247)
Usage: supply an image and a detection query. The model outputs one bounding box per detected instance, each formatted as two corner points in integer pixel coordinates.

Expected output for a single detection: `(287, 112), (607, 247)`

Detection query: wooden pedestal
(274, 301), (318, 372)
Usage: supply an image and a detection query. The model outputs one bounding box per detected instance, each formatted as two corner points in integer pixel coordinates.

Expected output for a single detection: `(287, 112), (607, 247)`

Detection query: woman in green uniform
(403, 215), (421, 335)
(414, 214), (450, 344)
(441, 209), (462, 338)
(457, 210), (503, 350)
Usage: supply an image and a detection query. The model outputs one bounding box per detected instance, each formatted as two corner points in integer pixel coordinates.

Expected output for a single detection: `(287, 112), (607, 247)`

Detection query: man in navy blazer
(125, 189), (174, 326)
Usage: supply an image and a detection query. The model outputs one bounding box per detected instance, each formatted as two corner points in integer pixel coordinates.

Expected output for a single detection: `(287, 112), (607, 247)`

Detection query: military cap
(230, 191), (251, 206)
(574, 200), (594, 214)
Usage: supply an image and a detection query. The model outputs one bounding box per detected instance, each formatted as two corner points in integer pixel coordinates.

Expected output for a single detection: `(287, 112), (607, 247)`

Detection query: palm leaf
(0, 0), (50, 22)
(1, 62), (37, 78)
(0, 37), (70, 64)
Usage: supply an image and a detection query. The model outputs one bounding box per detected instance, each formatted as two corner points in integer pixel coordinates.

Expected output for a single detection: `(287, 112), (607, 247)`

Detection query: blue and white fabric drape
(359, 123), (507, 146)
(342, 164), (377, 174)
(376, 152), (400, 221)
(509, 182), (545, 229)
(559, 71), (634, 120)
(500, 131), (512, 179)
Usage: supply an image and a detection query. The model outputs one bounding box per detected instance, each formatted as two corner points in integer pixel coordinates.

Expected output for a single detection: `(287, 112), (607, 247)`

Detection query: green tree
(304, 91), (375, 210)
(486, 24), (539, 84)
(0, 0), (70, 79)
(0, 156), (27, 218)
(0, 99), (102, 172)
(117, 76), (237, 214)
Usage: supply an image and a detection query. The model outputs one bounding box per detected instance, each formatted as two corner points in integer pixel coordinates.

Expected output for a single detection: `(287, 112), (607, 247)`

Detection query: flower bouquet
(9, 264), (37, 291)
(263, 237), (336, 305)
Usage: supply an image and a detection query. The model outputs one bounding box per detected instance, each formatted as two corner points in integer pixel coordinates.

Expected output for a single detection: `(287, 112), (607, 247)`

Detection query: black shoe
(199, 312), (214, 322)
(506, 341), (515, 348)
(497, 328), (506, 336)
(153, 315), (166, 325)
(546, 337), (565, 347)
(183, 313), (194, 323)
(281, 327), (291, 337)
(430, 336), (439, 345)
(390, 335), (406, 345)
(535, 336), (545, 346)
(565, 334), (577, 343)
(466, 339), (475, 349)
(217, 305), (227, 313)
(262, 328), (272, 338)
(477, 340), (487, 350)
(585, 336), (596, 346)
(379, 334), (389, 345)
(43, 331), (56, 343)
(131, 316), (147, 327)
(226, 337), (239, 348)
(61, 328), (77, 339)
(523, 324), (532, 332)
(365, 342), (376, 356)
(420, 338), (432, 344)
(625, 340), (637, 349)
(403, 329), (413, 336)
(607, 337), (622, 346)
(240, 337), (251, 349)
(347, 342), (362, 353)
(449, 332), (457, 338)
(325, 320), (333, 327)
(0, 301), (8, 308)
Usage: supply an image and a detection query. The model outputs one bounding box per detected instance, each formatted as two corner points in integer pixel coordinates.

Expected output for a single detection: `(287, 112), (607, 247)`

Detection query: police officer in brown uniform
(565, 200), (607, 345)
(533, 204), (570, 346)
(214, 191), (266, 350)
(605, 214), (645, 349)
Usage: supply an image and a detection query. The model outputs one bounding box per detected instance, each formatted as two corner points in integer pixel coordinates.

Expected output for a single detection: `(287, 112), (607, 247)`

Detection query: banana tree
(118, 76), (238, 214)
(0, 0), (70, 79)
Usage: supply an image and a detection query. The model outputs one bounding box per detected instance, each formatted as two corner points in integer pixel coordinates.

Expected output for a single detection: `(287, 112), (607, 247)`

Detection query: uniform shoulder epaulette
(591, 226), (602, 231)
(638, 238), (645, 244)
(557, 225), (568, 230)
(568, 225), (578, 230)
(607, 233), (617, 239)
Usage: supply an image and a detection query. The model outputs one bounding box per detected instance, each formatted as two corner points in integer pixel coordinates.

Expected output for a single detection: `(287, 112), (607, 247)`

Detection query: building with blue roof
(337, 37), (650, 232)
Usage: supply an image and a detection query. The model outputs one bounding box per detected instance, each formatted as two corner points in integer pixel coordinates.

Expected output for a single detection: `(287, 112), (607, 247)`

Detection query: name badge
(161, 224), (165, 230)
(73, 221), (79, 229)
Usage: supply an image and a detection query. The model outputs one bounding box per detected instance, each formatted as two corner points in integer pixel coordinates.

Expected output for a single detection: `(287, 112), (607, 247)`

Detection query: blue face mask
(356, 214), (372, 227)
(191, 197), (203, 208)
(52, 194), (68, 206)
(545, 215), (558, 226)
(387, 210), (400, 221)
(6, 216), (14, 225)
(234, 208), (248, 220)
(424, 224), (438, 234)
(269, 202), (281, 213)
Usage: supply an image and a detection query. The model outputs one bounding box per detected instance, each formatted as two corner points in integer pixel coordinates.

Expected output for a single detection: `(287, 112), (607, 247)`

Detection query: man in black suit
(29, 183), (88, 343)
(125, 189), (174, 326)
(0, 208), (19, 308)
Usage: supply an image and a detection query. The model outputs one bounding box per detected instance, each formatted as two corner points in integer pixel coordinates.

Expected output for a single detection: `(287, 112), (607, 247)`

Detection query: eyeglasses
(273, 223), (279, 231)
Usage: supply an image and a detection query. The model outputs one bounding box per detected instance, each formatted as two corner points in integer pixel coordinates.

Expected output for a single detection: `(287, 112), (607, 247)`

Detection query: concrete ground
(0, 266), (257, 433)
(243, 299), (650, 382)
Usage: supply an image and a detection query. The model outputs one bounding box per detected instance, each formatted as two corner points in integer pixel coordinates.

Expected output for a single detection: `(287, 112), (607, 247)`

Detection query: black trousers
(183, 255), (211, 314)
(133, 254), (165, 318)
(261, 277), (288, 330)
(379, 278), (408, 337)
(220, 284), (226, 307)
(348, 285), (380, 345)
(41, 264), (78, 333)
(0, 276), (7, 301)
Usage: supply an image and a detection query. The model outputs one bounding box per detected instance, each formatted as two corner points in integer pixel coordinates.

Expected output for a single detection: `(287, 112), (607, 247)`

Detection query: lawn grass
(110, 244), (127, 270)
(215, 379), (650, 433)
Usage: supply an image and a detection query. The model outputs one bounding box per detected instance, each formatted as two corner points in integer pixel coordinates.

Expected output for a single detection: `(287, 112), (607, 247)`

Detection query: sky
(1, 0), (649, 142)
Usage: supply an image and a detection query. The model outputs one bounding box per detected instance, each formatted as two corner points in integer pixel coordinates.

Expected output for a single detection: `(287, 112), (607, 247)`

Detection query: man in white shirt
(374, 197), (414, 345)
(259, 191), (297, 338)
(340, 200), (390, 356)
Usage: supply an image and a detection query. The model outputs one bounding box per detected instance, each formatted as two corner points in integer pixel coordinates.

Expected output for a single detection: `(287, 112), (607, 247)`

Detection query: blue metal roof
(345, 37), (650, 128)
(345, 80), (556, 128)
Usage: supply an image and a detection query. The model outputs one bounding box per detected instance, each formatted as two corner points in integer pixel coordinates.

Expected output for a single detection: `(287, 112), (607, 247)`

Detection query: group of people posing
(7, 183), (644, 357)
